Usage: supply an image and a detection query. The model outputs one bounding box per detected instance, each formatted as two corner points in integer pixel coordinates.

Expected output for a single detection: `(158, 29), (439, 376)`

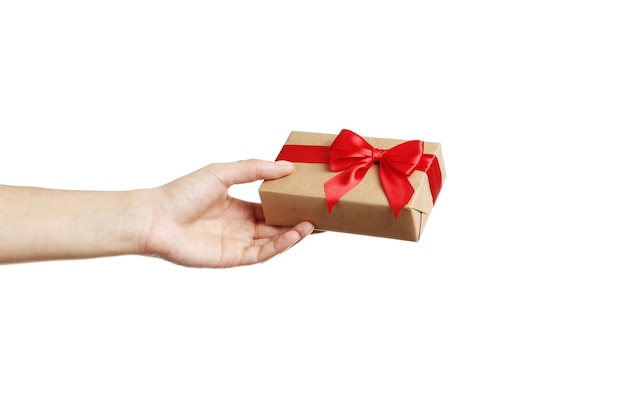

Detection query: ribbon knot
(324, 129), (426, 218)
(371, 148), (386, 163)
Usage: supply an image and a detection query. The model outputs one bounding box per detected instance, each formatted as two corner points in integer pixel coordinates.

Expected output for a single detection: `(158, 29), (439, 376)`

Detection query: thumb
(210, 159), (295, 187)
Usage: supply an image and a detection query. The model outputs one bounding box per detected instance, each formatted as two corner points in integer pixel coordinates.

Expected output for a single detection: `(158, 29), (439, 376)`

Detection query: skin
(0, 159), (315, 268)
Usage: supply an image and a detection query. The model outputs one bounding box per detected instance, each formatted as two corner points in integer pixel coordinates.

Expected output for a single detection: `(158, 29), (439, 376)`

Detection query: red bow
(324, 129), (425, 217)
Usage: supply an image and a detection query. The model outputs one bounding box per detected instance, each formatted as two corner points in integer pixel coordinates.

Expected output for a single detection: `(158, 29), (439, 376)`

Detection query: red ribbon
(276, 129), (442, 218)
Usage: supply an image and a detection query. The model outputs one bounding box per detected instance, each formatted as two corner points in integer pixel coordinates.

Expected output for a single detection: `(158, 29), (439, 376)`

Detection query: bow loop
(328, 130), (375, 171)
(380, 140), (424, 175)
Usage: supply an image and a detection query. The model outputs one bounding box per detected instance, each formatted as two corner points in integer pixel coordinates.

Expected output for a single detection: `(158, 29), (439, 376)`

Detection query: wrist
(124, 188), (162, 258)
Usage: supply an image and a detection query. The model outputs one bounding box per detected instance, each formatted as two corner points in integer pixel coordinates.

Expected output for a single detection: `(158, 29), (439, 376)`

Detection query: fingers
(244, 221), (315, 265)
(262, 221), (315, 261)
(210, 159), (295, 188)
(250, 203), (311, 240)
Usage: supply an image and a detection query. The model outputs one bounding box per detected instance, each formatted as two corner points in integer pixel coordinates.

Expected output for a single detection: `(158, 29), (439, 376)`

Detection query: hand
(142, 159), (315, 268)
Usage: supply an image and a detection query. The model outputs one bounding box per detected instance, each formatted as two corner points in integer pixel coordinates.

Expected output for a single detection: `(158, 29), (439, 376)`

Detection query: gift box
(258, 129), (446, 241)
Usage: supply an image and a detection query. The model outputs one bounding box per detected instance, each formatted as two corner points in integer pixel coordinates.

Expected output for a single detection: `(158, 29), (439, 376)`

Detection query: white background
(1, 1), (625, 416)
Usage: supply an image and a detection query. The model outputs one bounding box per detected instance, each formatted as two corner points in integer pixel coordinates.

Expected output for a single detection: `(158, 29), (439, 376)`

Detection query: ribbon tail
(324, 167), (368, 214)
(380, 166), (415, 218)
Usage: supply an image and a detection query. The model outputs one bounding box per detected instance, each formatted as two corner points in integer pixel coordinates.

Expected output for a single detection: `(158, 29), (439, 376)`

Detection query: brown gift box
(258, 130), (446, 241)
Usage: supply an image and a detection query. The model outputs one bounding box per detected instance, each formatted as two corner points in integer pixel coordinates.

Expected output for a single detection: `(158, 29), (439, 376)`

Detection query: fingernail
(275, 160), (293, 167)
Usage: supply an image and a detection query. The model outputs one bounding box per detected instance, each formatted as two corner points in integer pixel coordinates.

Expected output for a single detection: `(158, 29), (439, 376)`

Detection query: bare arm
(0, 159), (314, 267)
(0, 185), (147, 263)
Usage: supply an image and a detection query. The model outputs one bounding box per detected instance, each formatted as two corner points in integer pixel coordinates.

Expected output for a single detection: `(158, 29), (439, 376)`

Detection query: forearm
(0, 185), (152, 264)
